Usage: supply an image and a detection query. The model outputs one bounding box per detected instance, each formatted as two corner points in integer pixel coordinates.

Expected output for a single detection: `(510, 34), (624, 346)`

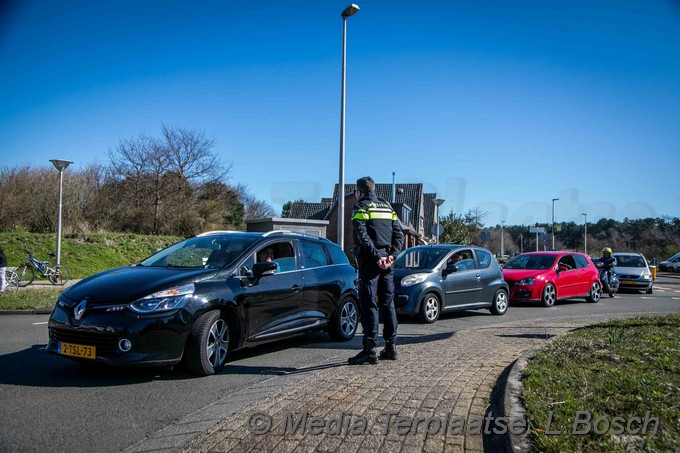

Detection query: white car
(613, 253), (653, 294)
(659, 254), (680, 272)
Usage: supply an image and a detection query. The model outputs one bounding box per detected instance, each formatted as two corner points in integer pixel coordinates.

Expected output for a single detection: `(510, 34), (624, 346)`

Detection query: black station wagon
(47, 231), (359, 376)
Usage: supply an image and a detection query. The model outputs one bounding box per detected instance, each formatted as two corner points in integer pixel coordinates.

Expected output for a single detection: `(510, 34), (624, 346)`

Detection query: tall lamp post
(433, 198), (445, 244)
(50, 159), (73, 266)
(551, 198), (559, 250)
(337, 3), (360, 250)
(582, 212), (588, 256)
(500, 220), (506, 257)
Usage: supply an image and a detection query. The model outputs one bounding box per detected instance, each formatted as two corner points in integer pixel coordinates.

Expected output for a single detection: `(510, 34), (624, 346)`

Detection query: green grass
(523, 315), (680, 452)
(1, 231), (181, 279)
(0, 288), (62, 310)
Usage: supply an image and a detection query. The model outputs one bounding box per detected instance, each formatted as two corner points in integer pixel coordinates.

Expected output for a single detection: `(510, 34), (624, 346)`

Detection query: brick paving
(180, 316), (621, 453)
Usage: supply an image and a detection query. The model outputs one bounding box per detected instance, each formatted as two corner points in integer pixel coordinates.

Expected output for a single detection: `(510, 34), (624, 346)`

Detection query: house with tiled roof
(288, 183), (440, 256)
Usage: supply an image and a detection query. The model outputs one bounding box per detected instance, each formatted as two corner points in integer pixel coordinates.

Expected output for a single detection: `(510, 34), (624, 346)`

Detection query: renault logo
(75, 300), (87, 320)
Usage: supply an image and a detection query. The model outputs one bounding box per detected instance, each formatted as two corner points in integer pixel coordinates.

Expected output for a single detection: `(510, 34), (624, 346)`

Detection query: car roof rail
(196, 230), (245, 237)
(262, 230), (332, 242)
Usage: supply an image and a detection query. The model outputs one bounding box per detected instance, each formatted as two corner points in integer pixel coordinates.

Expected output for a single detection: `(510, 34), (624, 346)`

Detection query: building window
(402, 206), (411, 226)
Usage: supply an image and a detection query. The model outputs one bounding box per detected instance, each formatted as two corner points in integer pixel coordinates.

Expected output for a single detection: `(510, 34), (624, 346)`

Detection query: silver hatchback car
(613, 253), (654, 294)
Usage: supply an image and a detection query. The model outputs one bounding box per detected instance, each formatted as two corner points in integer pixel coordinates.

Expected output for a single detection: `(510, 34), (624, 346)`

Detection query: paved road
(0, 280), (678, 452)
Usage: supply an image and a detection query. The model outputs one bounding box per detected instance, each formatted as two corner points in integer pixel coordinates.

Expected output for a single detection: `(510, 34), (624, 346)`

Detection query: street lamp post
(500, 220), (506, 257)
(433, 198), (445, 244)
(50, 159), (73, 266)
(551, 198), (559, 250)
(337, 3), (360, 251)
(582, 212), (588, 256)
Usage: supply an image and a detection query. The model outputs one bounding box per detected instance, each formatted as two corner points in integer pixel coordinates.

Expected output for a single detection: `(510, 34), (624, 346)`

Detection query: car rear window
(327, 244), (350, 265)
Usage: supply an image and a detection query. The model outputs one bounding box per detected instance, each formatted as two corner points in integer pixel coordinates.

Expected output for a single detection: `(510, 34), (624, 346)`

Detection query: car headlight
(128, 283), (195, 314)
(401, 273), (429, 287)
(517, 278), (536, 286)
(641, 272), (652, 280)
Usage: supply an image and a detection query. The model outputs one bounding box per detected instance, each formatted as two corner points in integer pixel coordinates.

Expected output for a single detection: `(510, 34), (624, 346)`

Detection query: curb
(503, 350), (534, 452)
(484, 350), (534, 452)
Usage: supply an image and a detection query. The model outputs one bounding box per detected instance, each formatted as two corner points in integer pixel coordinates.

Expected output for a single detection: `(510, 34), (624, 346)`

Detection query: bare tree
(235, 184), (275, 223)
(161, 125), (230, 183)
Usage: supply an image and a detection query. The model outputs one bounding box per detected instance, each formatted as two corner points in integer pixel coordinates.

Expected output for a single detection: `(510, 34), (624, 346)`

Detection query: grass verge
(523, 315), (680, 452)
(0, 288), (62, 310)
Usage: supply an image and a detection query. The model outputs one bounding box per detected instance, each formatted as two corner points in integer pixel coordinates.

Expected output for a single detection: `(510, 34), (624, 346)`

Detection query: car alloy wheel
(419, 293), (440, 323)
(329, 298), (359, 341)
(185, 310), (230, 376)
(490, 289), (508, 315)
(587, 281), (601, 303)
(541, 283), (556, 307)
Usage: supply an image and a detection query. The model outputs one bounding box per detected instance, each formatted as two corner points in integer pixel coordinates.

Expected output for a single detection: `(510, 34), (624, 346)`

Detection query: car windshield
(504, 254), (557, 270)
(394, 248), (450, 270)
(138, 234), (260, 268)
(615, 255), (646, 268)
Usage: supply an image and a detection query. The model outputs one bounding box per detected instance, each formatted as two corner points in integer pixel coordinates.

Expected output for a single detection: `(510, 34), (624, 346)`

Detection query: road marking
(33, 321), (48, 325)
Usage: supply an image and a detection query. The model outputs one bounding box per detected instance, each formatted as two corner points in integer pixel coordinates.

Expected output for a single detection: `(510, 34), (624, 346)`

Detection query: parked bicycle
(2, 268), (19, 292)
(15, 249), (71, 286)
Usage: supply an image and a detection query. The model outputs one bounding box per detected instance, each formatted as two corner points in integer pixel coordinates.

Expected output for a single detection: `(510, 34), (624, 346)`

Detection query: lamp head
(433, 198), (445, 207)
(50, 159), (73, 171)
(342, 4), (360, 18)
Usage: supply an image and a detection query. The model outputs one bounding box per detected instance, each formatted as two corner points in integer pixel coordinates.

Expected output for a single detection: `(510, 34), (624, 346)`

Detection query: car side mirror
(252, 262), (277, 279)
(444, 264), (458, 274)
(558, 264), (569, 272)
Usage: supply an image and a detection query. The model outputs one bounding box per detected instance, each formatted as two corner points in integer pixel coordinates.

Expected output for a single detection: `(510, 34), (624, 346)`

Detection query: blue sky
(1, 0), (679, 227)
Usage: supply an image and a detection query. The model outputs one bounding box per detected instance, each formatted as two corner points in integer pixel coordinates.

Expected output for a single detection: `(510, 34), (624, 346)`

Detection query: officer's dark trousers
(358, 260), (398, 348)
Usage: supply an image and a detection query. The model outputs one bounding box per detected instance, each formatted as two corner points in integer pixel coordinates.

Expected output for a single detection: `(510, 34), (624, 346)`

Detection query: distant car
(658, 254), (680, 272)
(502, 251), (601, 307)
(613, 253), (654, 294)
(47, 231), (359, 376)
(392, 245), (509, 323)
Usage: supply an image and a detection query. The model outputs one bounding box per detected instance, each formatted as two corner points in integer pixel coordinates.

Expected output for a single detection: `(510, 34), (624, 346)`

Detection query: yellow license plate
(622, 280), (636, 285)
(59, 342), (96, 360)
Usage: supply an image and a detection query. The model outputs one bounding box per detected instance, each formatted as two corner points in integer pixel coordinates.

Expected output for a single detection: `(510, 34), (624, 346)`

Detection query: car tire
(541, 283), (556, 307)
(489, 289), (508, 315)
(419, 293), (440, 323)
(646, 287), (653, 294)
(184, 310), (230, 376)
(328, 297), (359, 341)
(586, 281), (601, 303)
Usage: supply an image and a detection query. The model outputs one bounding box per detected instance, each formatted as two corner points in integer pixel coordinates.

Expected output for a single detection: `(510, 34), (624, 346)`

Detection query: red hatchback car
(502, 252), (601, 307)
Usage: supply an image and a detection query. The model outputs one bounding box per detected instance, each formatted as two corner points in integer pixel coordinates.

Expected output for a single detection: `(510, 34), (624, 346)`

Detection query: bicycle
(2, 267), (19, 292)
(15, 249), (71, 286)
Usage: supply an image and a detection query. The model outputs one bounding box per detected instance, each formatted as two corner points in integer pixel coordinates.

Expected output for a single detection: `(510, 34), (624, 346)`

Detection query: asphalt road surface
(1, 279), (678, 452)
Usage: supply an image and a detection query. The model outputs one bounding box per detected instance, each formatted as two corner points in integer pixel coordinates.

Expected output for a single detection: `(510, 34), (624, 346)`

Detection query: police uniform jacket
(352, 193), (404, 264)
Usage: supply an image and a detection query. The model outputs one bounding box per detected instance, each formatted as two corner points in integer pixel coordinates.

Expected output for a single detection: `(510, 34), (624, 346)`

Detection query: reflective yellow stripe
(352, 211), (369, 220)
(368, 212), (395, 220)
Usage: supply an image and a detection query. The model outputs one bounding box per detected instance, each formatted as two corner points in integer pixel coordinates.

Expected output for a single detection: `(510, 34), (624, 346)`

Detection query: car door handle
(291, 285), (302, 293)
(476, 273), (481, 280)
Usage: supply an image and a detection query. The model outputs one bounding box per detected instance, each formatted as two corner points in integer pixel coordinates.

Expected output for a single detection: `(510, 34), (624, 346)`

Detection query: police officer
(348, 176), (404, 365)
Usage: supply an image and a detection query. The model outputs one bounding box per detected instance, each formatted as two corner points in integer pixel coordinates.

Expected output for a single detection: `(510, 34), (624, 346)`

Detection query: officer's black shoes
(348, 349), (379, 365)
(379, 343), (397, 361)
